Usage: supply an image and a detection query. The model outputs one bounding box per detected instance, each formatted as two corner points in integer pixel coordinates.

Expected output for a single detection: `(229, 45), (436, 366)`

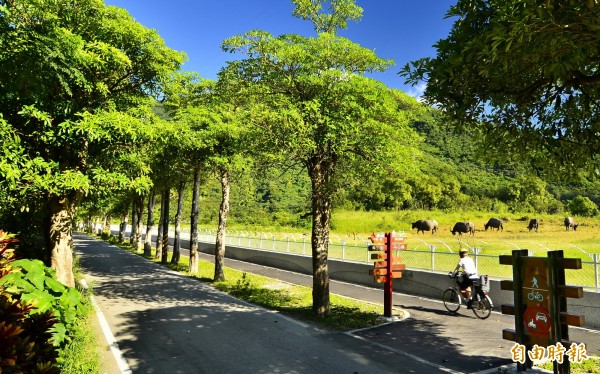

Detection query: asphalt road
(75, 233), (453, 374)
(76, 233), (600, 373)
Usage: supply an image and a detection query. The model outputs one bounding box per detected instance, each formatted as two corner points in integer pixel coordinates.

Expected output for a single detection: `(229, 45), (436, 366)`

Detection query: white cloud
(407, 82), (427, 102)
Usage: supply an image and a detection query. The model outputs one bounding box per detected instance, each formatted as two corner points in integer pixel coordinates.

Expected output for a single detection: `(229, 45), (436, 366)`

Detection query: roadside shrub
(0, 230), (89, 372)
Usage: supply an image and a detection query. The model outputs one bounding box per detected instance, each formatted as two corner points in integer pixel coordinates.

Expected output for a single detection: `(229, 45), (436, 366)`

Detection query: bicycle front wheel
(472, 295), (492, 319)
(443, 288), (461, 313)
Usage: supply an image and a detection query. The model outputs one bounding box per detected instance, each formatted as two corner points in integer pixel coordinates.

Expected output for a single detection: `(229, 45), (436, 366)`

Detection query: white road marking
(80, 279), (132, 374)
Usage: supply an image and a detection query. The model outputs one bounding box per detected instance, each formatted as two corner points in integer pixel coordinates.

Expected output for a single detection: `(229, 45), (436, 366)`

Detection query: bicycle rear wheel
(472, 295), (492, 319)
(443, 288), (461, 313)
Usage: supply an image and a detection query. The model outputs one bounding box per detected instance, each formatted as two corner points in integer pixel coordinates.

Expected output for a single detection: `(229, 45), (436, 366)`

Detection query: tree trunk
(102, 214), (109, 234)
(155, 194), (163, 260)
(135, 195), (143, 250)
(189, 167), (201, 274)
(118, 207), (128, 243)
(213, 169), (230, 282)
(144, 188), (156, 257)
(130, 196), (137, 246)
(308, 157), (333, 318)
(171, 181), (185, 265)
(47, 194), (77, 287)
(161, 186), (170, 264)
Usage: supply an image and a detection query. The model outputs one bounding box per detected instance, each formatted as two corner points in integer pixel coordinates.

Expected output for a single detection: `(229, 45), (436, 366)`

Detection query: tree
(0, 0), (183, 285)
(221, 0), (420, 316)
(568, 195), (598, 217)
(402, 0), (600, 178)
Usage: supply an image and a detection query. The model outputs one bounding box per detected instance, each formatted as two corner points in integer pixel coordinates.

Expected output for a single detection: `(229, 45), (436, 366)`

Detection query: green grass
(536, 356), (600, 373)
(57, 303), (100, 373)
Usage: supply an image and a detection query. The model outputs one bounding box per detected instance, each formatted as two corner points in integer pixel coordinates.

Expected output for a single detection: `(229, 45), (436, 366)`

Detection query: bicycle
(442, 272), (494, 319)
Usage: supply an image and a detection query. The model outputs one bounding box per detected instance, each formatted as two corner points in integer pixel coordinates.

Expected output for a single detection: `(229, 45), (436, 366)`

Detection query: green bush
(568, 195), (599, 217)
(0, 230), (90, 372)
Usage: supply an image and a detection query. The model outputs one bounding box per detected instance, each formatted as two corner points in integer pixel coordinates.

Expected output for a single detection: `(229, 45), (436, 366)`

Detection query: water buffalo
(527, 218), (539, 232)
(485, 218), (504, 231)
(411, 219), (438, 235)
(450, 222), (475, 236)
(564, 217), (578, 231)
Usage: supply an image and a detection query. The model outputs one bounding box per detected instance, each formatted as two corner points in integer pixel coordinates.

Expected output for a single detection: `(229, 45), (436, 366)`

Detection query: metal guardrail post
(286, 237), (290, 253)
(595, 253), (599, 292)
(302, 238), (306, 255)
(474, 247), (481, 270)
(342, 241), (346, 260)
(272, 237), (275, 251)
(429, 245), (436, 271)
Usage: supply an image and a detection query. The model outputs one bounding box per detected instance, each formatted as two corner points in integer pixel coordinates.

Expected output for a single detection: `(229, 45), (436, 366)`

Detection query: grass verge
(104, 236), (394, 331)
(57, 286), (100, 373)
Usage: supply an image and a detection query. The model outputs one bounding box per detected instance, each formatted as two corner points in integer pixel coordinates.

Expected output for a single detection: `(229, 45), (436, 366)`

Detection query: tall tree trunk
(214, 169), (230, 282)
(161, 186), (170, 264)
(130, 196), (137, 246)
(155, 194), (163, 260)
(189, 167), (201, 274)
(171, 181), (185, 265)
(308, 158), (333, 318)
(118, 206), (128, 243)
(135, 195), (144, 250)
(102, 214), (109, 234)
(46, 194), (77, 287)
(144, 188), (156, 257)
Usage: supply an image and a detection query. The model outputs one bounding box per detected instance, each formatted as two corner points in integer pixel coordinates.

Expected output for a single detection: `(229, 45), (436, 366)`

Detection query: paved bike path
(75, 234), (451, 373)
(77, 234), (600, 373)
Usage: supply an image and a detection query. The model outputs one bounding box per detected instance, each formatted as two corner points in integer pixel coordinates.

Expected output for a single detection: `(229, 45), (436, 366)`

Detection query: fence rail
(106, 224), (600, 292)
(196, 229), (600, 292)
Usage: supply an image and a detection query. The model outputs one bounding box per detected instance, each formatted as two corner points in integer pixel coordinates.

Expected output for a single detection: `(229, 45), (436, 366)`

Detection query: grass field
(212, 210), (600, 288)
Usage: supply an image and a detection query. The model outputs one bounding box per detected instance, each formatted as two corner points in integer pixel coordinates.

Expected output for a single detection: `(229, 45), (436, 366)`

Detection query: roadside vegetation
(0, 231), (98, 373)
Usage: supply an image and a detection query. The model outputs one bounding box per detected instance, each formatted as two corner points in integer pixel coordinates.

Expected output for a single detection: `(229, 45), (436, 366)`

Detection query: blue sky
(105, 1), (457, 97)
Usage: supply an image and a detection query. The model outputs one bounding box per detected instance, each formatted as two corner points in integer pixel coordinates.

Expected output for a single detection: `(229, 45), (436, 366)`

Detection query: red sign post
(368, 232), (407, 318)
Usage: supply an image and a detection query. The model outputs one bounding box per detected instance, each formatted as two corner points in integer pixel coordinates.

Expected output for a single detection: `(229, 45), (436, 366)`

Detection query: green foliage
(568, 195), (599, 217)
(402, 0), (600, 179)
(0, 260), (88, 347)
(0, 232), (60, 373)
(292, 0), (363, 34)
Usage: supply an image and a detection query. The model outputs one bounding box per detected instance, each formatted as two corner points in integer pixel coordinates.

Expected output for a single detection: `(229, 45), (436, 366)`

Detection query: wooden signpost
(500, 250), (585, 373)
(368, 232), (407, 317)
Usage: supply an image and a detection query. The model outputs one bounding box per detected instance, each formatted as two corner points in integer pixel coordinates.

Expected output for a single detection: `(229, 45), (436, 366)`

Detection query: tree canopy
(401, 0), (600, 178)
(220, 0), (421, 316)
(0, 0), (184, 285)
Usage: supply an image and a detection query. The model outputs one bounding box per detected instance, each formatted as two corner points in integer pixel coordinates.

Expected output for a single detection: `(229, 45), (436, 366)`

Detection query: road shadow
(352, 315), (513, 373)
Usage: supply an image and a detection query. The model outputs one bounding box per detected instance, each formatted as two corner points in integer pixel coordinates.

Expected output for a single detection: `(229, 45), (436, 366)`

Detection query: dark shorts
(459, 276), (474, 290)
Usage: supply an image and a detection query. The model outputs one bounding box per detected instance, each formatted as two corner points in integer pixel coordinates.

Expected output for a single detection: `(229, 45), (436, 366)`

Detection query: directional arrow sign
(393, 244), (408, 250)
(370, 268), (388, 276)
(374, 276), (387, 283)
(370, 267), (405, 276)
(370, 253), (387, 260)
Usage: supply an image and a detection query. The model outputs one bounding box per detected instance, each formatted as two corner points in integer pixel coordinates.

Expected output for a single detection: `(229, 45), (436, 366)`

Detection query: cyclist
(452, 250), (478, 308)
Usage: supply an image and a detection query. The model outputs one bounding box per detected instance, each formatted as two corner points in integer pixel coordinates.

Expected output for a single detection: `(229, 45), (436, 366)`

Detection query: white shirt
(459, 257), (478, 278)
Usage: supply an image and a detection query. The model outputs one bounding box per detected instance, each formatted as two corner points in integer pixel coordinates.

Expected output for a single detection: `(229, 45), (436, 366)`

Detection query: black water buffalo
(412, 219), (438, 234)
(527, 218), (539, 232)
(564, 217), (578, 231)
(450, 222), (475, 236)
(485, 218), (504, 231)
